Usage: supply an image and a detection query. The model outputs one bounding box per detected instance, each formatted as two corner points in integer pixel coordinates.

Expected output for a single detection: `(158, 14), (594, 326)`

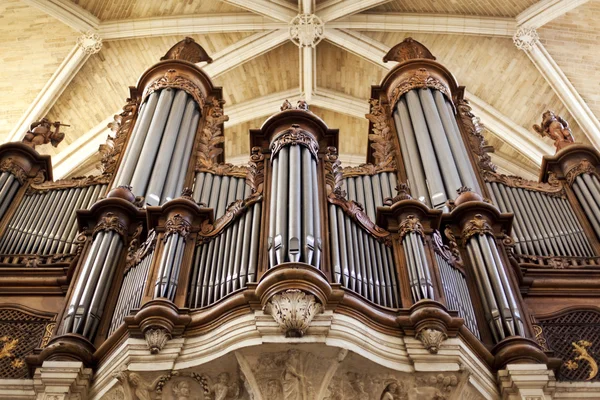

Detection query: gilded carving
(565, 158), (598, 186)
(483, 170), (565, 197)
(195, 97), (230, 174)
(389, 68), (451, 109)
(365, 98), (397, 171)
(264, 289), (323, 337)
(0, 158), (27, 184)
(399, 214), (424, 239)
(192, 371), (241, 400)
(144, 69), (206, 108)
(416, 328), (447, 354)
(532, 324), (549, 352)
(461, 214), (493, 242)
(93, 212), (128, 239)
(164, 213), (191, 240)
(161, 37), (213, 64)
(40, 322), (56, 348)
(383, 37), (436, 63)
(144, 328), (170, 354)
(270, 125), (319, 161)
(22, 118), (67, 149)
(456, 98), (496, 173)
(533, 110), (575, 152)
(564, 340), (599, 380)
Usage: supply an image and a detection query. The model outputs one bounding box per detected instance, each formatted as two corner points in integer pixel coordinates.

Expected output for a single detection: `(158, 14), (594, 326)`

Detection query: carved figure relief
(533, 110), (575, 151)
(22, 118), (67, 149)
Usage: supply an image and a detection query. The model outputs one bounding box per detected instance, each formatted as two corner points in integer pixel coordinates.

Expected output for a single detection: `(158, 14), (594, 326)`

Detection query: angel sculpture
(533, 110), (575, 152)
(22, 118), (68, 149)
(114, 368), (164, 400)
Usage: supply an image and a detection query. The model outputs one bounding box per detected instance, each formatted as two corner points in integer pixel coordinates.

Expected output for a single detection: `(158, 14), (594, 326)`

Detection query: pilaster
(498, 363), (555, 400)
(33, 361), (92, 400)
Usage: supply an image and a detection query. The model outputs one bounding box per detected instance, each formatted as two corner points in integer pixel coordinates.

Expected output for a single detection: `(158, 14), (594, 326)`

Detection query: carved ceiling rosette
(389, 68), (452, 110)
(143, 68), (206, 108)
(461, 214), (493, 242)
(269, 124), (320, 161)
(164, 213), (191, 241)
(399, 214), (424, 239)
(93, 212), (128, 240)
(264, 289), (323, 337)
(565, 158), (599, 186)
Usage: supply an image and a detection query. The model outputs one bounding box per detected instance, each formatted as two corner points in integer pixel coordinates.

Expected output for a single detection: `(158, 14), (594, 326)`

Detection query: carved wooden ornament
(160, 37), (213, 64)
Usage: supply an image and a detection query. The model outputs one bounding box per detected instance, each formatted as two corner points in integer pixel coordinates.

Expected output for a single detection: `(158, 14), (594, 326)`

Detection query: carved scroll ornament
(389, 68), (451, 109)
(399, 214), (424, 239)
(455, 98), (497, 173)
(99, 94), (139, 176)
(195, 97), (233, 174)
(164, 213), (192, 240)
(197, 195), (262, 243)
(270, 125), (319, 161)
(565, 159), (599, 186)
(29, 174), (110, 192)
(126, 230), (156, 272)
(324, 148), (392, 246)
(0, 158), (27, 184)
(383, 183), (412, 205)
(246, 147), (265, 194)
(365, 98), (397, 171)
(264, 289), (323, 337)
(93, 212), (128, 239)
(564, 340), (599, 380)
(143, 69), (205, 108)
(461, 214), (493, 242)
(483, 170), (565, 197)
(161, 37), (213, 64)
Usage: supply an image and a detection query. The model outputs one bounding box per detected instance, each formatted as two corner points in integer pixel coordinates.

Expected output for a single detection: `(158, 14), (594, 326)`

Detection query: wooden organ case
(0, 37), (599, 400)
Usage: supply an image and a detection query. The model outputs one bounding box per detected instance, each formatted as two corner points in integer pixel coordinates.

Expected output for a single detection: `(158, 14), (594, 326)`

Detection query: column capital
(513, 27), (539, 52)
(76, 31), (102, 55)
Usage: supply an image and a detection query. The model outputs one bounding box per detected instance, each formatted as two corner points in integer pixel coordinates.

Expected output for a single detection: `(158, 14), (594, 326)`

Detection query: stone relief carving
(264, 289), (323, 337)
(144, 327), (170, 354)
(416, 328), (448, 354)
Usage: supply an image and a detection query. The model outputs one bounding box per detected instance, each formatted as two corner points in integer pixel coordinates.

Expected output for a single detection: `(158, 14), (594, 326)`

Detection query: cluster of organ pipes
(3, 37), (600, 365)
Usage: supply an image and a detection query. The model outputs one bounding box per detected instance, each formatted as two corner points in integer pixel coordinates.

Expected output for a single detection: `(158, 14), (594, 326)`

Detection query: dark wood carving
(456, 96), (496, 173)
(22, 119), (67, 149)
(143, 69), (206, 109)
(383, 37), (436, 63)
(365, 99), (397, 170)
(160, 37), (213, 64)
(389, 68), (451, 110)
(483, 170), (565, 197)
(565, 158), (599, 185)
(533, 111), (575, 152)
(0, 158), (28, 184)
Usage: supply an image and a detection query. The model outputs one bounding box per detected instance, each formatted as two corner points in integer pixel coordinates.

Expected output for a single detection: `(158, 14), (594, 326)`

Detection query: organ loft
(1, 26), (600, 400)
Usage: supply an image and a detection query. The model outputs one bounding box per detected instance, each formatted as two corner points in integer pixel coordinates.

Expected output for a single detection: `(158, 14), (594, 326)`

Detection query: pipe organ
(2, 36), (600, 399)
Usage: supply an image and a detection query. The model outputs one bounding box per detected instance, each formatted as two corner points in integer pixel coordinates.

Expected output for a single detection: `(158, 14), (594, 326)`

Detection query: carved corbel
(264, 289), (323, 337)
(416, 328), (448, 354)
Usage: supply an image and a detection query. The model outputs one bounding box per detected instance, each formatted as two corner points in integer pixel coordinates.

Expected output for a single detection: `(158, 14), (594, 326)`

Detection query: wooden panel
(213, 42), (299, 106)
(317, 40), (386, 100)
(362, 31), (586, 144)
(368, 0), (538, 18)
(0, 0), (78, 142)
(73, 0), (244, 21)
(540, 1), (600, 125)
(43, 33), (253, 157)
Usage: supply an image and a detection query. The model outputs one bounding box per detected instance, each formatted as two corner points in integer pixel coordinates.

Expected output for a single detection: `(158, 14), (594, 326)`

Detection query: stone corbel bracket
(123, 298), (191, 354)
(255, 263), (343, 338)
(397, 300), (464, 354)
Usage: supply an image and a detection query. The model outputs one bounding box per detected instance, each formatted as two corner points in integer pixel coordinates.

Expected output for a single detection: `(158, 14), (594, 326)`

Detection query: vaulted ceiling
(1, 0), (599, 182)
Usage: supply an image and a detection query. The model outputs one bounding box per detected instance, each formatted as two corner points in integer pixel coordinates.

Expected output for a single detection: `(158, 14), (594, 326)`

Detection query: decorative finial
(181, 187), (193, 199)
(22, 118), (68, 149)
(281, 99), (293, 111)
(383, 183), (412, 205)
(161, 37), (213, 64)
(533, 110), (575, 152)
(297, 100), (309, 111)
(383, 37), (436, 63)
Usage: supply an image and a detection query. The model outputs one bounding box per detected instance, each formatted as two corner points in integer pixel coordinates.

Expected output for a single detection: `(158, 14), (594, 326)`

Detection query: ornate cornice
(143, 69), (206, 108)
(195, 97), (229, 174)
(365, 98), (397, 171)
(270, 125), (319, 161)
(565, 158), (599, 186)
(461, 214), (493, 242)
(456, 97), (496, 173)
(164, 213), (191, 240)
(93, 212), (128, 240)
(198, 195), (262, 243)
(29, 174), (110, 192)
(389, 68), (451, 109)
(100, 94), (139, 176)
(399, 214), (424, 239)
(0, 158), (27, 184)
(483, 170), (565, 197)
(247, 147), (265, 194)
